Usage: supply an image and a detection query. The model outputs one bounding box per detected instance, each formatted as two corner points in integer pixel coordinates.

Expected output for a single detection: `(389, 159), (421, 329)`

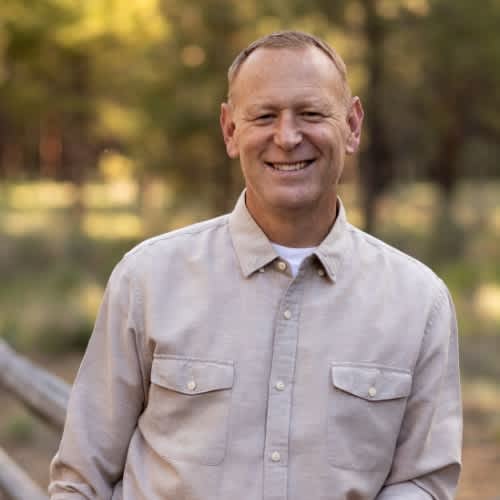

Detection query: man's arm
(377, 285), (462, 500)
(49, 256), (148, 499)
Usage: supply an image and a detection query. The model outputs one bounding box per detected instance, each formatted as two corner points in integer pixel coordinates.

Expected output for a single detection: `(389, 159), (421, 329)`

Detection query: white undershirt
(271, 243), (317, 277)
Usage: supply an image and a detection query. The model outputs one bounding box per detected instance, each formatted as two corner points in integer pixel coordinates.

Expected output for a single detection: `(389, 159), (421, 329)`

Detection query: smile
(265, 160), (314, 172)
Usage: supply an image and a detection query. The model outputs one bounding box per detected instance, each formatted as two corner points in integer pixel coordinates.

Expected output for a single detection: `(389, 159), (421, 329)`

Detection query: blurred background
(0, 0), (499, 498)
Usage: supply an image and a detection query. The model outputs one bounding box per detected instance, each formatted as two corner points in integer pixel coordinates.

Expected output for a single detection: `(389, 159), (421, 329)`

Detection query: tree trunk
(430, 120), (464, 201)
(212, 156), (242, 215)
(39, 115), (63, 178)
(63, 52), (94, 232)
(359, 0), (394, 234)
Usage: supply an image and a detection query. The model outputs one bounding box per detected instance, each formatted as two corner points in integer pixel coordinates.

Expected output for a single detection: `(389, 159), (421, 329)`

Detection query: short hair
(227, 31), (351, 104)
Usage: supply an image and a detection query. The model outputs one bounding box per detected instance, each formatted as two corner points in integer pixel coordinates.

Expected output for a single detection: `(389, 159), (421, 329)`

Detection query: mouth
(264, 159), (315, 172)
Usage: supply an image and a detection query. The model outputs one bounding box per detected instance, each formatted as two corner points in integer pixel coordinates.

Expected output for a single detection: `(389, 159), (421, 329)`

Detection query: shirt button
(368, 386), (377, 397)
(187, 380), (197, 391)
(271, 451), (281, 462)
(283, 310), (292, 320)
(317, 268), (325, 277)
(277, 261), (287, 271)
(275, 380), (285, 391)
(259, 268), (265, 273)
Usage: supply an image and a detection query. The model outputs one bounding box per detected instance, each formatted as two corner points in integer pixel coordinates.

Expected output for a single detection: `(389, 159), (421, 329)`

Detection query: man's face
(221, 46), (363, 223)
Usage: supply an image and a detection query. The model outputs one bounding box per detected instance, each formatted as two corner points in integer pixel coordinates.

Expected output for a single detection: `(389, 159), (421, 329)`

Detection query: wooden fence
(0, 340), (70, 500)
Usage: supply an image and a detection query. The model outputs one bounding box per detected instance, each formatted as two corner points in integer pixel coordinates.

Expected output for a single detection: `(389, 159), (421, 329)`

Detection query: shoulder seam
(347, 224), (439, 282)
(124, 215), (229, 260)
(423, 282), (448, 338)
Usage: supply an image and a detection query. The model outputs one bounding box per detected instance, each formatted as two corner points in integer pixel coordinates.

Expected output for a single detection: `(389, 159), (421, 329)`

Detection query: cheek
(321, 127), (347, 156)
(239, 131), (269, 157)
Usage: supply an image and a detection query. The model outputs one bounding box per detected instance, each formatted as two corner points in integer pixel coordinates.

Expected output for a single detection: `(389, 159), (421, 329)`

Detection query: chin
(268, 195), (321, 212)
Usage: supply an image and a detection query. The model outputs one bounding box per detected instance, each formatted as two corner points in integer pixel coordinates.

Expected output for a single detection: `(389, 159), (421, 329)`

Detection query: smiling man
(220, 40), (363, 249)
(50, 32), (462, 500)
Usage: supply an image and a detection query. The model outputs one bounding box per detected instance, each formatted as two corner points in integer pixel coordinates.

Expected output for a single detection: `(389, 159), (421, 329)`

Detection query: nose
(273, 113), (302, 151)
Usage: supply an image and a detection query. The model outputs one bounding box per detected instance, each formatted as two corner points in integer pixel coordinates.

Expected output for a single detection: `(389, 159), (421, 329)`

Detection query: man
(50, 31), (462, 499)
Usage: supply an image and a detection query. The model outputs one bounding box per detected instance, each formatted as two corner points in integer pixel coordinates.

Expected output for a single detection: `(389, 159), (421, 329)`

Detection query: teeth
(271, 161), (309, 171)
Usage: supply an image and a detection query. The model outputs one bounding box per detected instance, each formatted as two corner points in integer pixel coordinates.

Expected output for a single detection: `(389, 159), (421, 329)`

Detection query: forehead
(229, 47), (346, 108)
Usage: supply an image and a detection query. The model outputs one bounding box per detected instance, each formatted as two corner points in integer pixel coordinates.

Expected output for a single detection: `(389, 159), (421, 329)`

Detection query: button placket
(275, 380), (285, 391)
(263, 277), (306, 500)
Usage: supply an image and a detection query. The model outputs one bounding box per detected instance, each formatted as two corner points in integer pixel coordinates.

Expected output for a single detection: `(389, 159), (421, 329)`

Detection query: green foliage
(1, 414), (35, 444)
(440, 262), (479, 295)
(2, 0), (500, 218)
(0, 185), (140, 353)
(0, 233), (136, 354)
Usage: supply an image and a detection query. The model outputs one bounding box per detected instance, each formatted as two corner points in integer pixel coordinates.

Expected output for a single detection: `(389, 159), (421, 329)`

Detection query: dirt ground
(1, 354), (499, 499)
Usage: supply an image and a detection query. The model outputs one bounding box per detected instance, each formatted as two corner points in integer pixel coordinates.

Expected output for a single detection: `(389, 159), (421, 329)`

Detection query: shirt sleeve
(376, 482), (433, 499)
(377, 284), (462, 500)
(49, 255), (148, 499)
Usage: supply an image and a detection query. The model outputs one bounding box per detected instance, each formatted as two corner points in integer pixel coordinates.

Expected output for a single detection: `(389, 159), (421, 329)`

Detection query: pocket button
(368, 386), (377, 397)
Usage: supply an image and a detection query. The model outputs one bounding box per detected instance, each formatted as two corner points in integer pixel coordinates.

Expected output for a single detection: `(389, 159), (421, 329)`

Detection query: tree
(419, 0), (500, 198)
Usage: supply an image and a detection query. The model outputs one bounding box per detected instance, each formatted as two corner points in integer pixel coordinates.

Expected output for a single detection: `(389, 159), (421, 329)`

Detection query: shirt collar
(228, 191), (351, 282)
(313, 199), (350, 282)
(229, 192), (278, 277)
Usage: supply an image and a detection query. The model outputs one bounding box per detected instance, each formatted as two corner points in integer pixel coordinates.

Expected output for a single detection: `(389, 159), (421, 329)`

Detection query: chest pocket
(140, 356), (234, 466)
(327, 363), (412, 472)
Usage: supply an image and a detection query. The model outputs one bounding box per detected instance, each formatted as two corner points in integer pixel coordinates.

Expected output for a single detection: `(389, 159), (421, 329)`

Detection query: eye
(254, 113), (275, 123)
(301, 111), (323, 120)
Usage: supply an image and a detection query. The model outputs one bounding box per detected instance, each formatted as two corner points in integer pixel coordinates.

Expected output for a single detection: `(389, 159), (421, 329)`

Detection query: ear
(345, 97), (364, 155)
(220, 102), (239, 159)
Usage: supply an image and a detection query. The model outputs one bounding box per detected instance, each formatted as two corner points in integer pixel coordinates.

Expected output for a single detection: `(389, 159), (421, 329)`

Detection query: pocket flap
(331, 364), (412, 401)
(151, 356), (234, 395)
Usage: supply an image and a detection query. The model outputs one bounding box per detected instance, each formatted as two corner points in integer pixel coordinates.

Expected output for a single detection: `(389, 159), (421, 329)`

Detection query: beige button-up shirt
(50, 194), (462, 500)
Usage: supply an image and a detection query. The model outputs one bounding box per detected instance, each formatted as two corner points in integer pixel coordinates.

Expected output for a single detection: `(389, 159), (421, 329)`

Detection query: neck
(246, 197), (338, 248)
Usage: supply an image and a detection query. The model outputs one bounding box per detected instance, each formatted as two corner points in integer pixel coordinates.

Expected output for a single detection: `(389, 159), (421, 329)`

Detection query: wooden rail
(0, 447), (48, 500)
(0, 340), (71, 500)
